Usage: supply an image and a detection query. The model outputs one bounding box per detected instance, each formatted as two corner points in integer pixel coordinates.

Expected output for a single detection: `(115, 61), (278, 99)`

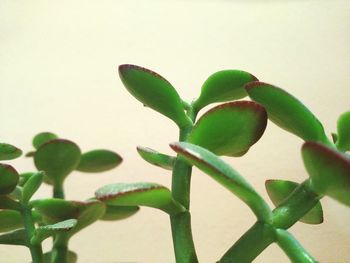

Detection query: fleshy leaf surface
(170, 142), (271, 221)
(188, 101), (267, 156)
(0, 210), (23, 232)
(246, 82), (329, 143)
(0, 164), (19, 195)
(76, 149), (122, 173)
(32, 132), (58, 149)
(265, 179), (323, 224)
(22, 171), (44, 203)
(193, 70), (257, 110)
(302, 142), (350, 206)
(0, 143), (22, 160)
(336, 111), (350, 151)
(95, 182), (185, 215)
(0, 229), (26, 246)
(137, 146), (175, 170)
(100, 205), (140, 221)
(119, 64), (191, 128)
(0, 196), (21, 210)
(34, 139), (81, 185)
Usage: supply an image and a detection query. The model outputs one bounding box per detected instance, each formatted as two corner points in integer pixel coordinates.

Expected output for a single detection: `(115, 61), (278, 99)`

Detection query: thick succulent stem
(170, 122), (198, 263)
(22, 205), (44, 263)
(51, 235), (69, 263)
(53, 182), (65, 199)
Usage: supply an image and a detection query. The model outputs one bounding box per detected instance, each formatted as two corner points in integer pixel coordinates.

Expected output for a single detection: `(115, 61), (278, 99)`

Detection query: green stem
(53, 182), (65, 199)
(276, 229), (318, 263)
(272, 180), (320, 229)
(22, 205), (44, 263)
(170, 122), (198, 263)
(51, 234), (69, 263)
(219, 222), (276, 263)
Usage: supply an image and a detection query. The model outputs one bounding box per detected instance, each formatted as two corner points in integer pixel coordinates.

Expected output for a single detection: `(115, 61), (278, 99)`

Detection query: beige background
(1, 0), (350, 262)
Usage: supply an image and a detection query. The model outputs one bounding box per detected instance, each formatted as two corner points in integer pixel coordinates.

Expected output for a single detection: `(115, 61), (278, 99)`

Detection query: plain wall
(1, 0), (350, 262)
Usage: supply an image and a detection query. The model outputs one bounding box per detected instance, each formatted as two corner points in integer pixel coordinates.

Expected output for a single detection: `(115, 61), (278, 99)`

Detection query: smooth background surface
(1, 0), (350, 262)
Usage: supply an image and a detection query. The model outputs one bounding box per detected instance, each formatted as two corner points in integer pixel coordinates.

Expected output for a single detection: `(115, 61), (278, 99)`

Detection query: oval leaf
(22, 171), (44, 203)
(34, 139), (81, 185)
(76, 149), (122, 173)
(119, 64), (191, 128)
(170, 142), (271, 222)
(0, 210), (23, 232)
(0, 164), (19, 195)
(188, 101), (267, 157)
(193, 70), (258, 111)
(0, 229), (26, 246)
(302, 142), (350, 206)
(100, 205), (139, 221)
(0, 143), (22, 160)
(95, 182), (185, 215)
(32, 132), (58, 149)
(0, 196), (21, 210)
(137, 146), (175, 170)
(245, 82), (329, 143)
(265, 179), (323, 224)
(336, 111), (350, 151)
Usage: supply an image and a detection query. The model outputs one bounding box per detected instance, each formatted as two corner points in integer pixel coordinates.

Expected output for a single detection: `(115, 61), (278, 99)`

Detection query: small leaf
(265, 179), (323, 224)
(0, 164), (19, 195)
(193, 70), (258, 111)
(336, 111), (350, 151)
(0, 229), (26, 246)
(245, 82), (329, 143)
(119, 64), (191, 128)
(32, 132), (58, 149)
(31, 219), (77, 245)
(0, 196), (21, 210)
(19, 172), (35, 187)
(170, 142), (271, 222)
(0, 210), (22, 232)
(34, 139), (81, 185)
(76, 149), (122, 173)
(302, 142), (350, 206)
(95, 182), (185, 215)
(100, 205), (139, 221)
(0, 143), (22, 160)
(137, 146), (175, 170)
(22, 171), (44, 203)
(188, 101), (267, 156)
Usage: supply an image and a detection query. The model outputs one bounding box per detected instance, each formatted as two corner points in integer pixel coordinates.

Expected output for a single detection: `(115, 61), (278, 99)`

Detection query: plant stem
(51, 234), (69, 263)
(170, 123), (198, 263)
(53, 182), (65, 199)
(21, 205), (44, 263)
(276, 229), (317, 263)
(219, 222), (276, 263)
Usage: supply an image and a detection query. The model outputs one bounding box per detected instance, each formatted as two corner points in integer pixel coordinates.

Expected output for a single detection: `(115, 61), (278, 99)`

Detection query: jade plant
(0, 133), (139, 263)
(95, 64), (350, 263)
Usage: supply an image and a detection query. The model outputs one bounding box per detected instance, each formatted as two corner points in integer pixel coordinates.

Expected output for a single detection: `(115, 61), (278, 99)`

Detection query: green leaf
(265, 179), (323, 224)
(41, 251), (77, 263)
(19, 172), (35, 187)
(32, 132), (58, 149)
(119, 64), (191, 128)
(170, 142), (271, 222)
(302, 142), (350, 206)
(22, 171), (44, 203)
(0, 196), (21, 210)
(188, 101), (267, 157)
(0, 229), (26, 246)
(31, 219), (77, 245)
(137, 146), (175, 170)
(336, 111), (350, 151)
(76, 149), (122, 173)
(0, 143), (22, 160)
(34, 139), (81, 185)
(245, 82), (329, 143)
(193, 70), (258, 110)
(0, 164), (19, 195)
(100, 205), (140, 221)
(95, 182), (185, 215)
(0, 210), (22, 232)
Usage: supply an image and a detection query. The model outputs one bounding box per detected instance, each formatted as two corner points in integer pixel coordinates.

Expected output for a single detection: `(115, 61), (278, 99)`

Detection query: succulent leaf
(100, 205), (140, 221)
(245, 82), (329, 143)
(336, 111), (350, 151)
(119, 64), (191, 128)
(32, 132), (59, 149)
(22, 171), (44, 203)
(188, 101), (267, 156)
(0, 143), (22, 160)
(0, 210), (23, 232)
(193, 69), (257, 110)
(76, 149), (122, 173)
(0, 164), (19, 195)
(0, 229), (26, 246)
(137, 146), (175, 170)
